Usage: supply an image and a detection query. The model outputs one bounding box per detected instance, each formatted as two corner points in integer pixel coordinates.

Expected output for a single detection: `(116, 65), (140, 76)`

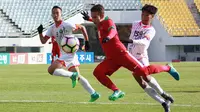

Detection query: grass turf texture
(0, 62), (200, 112)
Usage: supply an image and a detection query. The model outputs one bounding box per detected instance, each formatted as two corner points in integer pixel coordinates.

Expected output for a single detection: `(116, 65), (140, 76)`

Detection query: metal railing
(30, 4), (85, 37)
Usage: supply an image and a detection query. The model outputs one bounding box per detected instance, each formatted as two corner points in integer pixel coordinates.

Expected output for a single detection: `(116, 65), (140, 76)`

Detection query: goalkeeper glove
(81, 11), (90, 21)
(84, 41), (90, 51)
(37, 24), (44, 34)
(102, 37), (110, 43)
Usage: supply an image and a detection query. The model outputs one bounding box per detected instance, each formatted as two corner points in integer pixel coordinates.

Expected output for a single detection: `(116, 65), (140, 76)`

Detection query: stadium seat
(194, 0), (200, 12)
(0, 0), (84, 34)
(142, 0), (200, 37)
(93, 0), (142, 10)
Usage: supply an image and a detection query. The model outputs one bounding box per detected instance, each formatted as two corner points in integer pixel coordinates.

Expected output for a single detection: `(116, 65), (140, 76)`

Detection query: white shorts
(57, 53), (80, 70)
(138, 57), (150, 66)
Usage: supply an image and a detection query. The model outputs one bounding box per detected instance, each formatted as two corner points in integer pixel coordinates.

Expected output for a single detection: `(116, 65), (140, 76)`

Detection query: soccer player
(49, 37), (61, 63)
(121, 4), (174, 112)
(81, 4), (179, 106)
(37, 6), (100, 102)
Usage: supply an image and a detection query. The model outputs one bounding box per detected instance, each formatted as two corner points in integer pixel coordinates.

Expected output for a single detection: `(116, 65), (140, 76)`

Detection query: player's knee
(143, 75), (151, 83)
(93, 69), (99, 77)
(48, 66), (54, 75)
(93, 68), (102, 78)
(141, 80), (148, 89)
(134, 75), (147, 89)
(134, 67), (148, 76)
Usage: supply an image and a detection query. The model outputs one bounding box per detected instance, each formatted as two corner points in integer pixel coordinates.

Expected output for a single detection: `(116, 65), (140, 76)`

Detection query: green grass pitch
(0, 62), (200, 112)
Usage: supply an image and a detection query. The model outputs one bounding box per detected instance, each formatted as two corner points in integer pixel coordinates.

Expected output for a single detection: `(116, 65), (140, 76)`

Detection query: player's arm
(37, 25), (49, 44)
(102, 19), (117, 43)
(74, 24), (89, 41)
(73, 24), (90, 51)
(120, 39), (133, 43)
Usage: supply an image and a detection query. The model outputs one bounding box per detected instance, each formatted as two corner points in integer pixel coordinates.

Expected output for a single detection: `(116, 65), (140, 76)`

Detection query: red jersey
(97, 17), (127, 58)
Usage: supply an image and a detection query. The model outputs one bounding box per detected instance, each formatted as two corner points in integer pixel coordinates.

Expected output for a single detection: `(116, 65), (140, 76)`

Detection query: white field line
(0, 100), (200, 108)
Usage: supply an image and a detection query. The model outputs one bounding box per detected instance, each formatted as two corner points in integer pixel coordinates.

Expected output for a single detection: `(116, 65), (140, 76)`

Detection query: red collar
(55, 20), (63, 28)
(139, 21), (151, 28)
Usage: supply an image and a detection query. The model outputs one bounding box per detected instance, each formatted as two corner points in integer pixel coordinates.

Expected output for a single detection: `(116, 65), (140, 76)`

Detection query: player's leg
(133, 58), (166, 104)
(93, 58), (125, 101)
(48, 59), (78, 88)
(140, 58), (174, 103)
(122, 52), (180, 81)
(134, 75), (166, 103)
(146, 63), (180, 81)
(69, 66), (100, 102)
(121, 54), (170, 111)
(68, 56), (100, 102)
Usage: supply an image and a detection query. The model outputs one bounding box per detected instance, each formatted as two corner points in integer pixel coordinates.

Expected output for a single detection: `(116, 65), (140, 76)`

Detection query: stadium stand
(141, 0), (200, 37)
(0, 0), (84, 36)
(93, 0), (142, 10)
(0, 0), (199, 37)
(194, 0), (200, 12)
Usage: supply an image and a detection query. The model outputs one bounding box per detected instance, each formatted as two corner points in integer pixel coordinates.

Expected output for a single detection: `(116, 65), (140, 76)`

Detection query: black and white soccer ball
(61, 36), (80, 53)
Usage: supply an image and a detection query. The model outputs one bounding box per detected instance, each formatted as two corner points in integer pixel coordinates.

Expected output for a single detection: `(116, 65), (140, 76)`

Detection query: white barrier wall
(0, 11), (200, 62)
(28, 53), (47, 64)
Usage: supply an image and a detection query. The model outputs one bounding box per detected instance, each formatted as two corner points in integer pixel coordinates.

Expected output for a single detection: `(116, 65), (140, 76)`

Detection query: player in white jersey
(127, 20), (155, 63)
(122, 5), (177, 112)
(37, 6), (100, 102)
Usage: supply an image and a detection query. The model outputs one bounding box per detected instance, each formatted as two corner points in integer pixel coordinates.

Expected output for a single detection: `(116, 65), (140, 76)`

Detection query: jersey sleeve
(144, 28), (156, 41)
(67, 22), (77, 30)
(45, 26), (53, 39)
(105, 19), (117, 39)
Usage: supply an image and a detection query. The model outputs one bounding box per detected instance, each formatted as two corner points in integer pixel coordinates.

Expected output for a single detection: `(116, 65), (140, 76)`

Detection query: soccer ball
(61, 36), (80, 53)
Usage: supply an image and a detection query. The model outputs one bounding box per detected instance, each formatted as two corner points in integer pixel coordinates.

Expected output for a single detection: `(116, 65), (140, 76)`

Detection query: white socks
(144, 85), (165, 104)
(78, 75), (95, 95)
(148, 77), (164, 95)
(53, 68), (73, 77)
(53, 69), (95, 95)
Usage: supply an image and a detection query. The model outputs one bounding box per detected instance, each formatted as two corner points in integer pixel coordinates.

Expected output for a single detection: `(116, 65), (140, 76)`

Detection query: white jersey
(45, 21), (80, 69)
(128, 21), (155, 60)
(46, 21), (76, 54)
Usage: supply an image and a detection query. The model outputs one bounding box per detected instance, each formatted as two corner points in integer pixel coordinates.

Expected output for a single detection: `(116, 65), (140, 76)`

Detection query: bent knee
(93, 67), (103, 77)
(48, 67), (54, 75)
(138, 79), (147, 89)
(93, 69), (99, 77)
(134, 67), (148, 76)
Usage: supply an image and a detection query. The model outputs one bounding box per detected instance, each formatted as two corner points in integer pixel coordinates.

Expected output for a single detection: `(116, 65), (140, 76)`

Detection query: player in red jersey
(49, 36), (61, 63)
(81, 4), (180, 105)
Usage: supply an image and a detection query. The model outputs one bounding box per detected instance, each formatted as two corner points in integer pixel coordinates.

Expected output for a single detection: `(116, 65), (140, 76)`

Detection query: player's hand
(84, 41), (90, 51)
(102, 37), (110, 43)
(81, 11), (89, 21)
(37, 24), (44, 34)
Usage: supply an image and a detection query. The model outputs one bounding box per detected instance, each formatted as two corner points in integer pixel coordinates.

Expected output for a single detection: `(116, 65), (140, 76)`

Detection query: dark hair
(91, 4), (104, 14)
(52, 6), (62, 11)
(142, 4), (157, 14)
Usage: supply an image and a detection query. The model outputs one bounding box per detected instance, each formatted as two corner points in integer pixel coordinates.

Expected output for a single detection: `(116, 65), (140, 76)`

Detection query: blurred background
(0, 0), (200, 65)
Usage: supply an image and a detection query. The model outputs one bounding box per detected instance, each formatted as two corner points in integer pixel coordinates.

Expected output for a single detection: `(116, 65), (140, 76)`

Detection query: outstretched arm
(81, 11), (93, 22)
(120, 39), (133, 43)
(74, 24), (90, 51)
(74, 24), (89, 41)
(37, 25), (49, 44)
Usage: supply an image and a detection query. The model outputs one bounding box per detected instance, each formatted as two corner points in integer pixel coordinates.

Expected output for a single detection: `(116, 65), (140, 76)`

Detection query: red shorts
(94, 52), (148, 76)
